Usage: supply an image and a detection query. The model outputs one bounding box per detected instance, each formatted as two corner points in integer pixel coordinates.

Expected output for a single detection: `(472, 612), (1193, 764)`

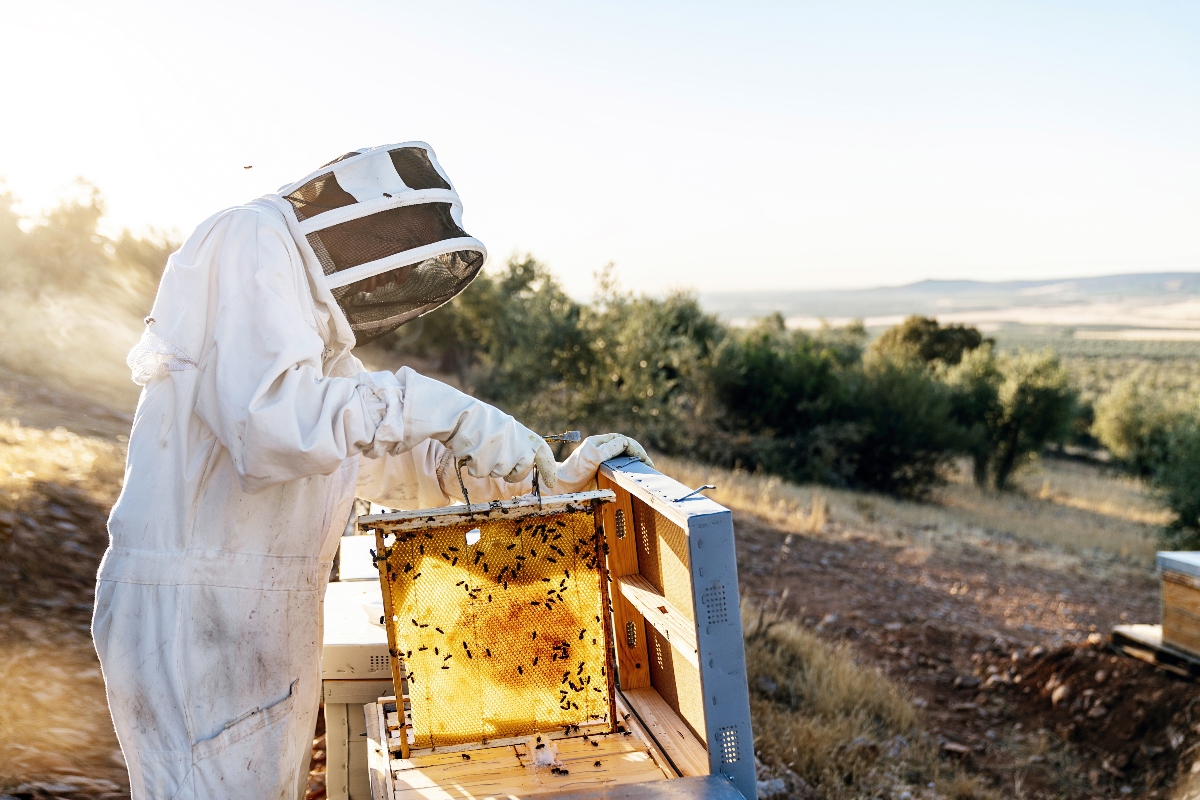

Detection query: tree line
(373, 255), (1200, 542)
(3, 185), (1196, 543)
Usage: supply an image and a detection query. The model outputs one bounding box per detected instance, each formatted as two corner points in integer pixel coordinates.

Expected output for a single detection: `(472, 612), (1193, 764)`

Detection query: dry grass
(655, 453), (1163, 572)
(743, 601), (994, 799)
(0, 620), (127, 795)
(1011, 458), (1169, 526)
(0, 420), (125, 507)
(0, 420), (128, 794)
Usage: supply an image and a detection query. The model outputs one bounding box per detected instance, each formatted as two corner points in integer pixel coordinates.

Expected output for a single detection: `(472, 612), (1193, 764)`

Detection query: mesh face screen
(390, 147), (452, 190)
(306, 203), (468, 276)
(378, 510), (614, 750)
(284, 172), (358, 222)
(280, 145), (484, 343)
(330, 250), (484, 344)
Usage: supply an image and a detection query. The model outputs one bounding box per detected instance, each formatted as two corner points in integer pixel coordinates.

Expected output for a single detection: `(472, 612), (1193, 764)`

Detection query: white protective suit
(92, 143), (646, 800)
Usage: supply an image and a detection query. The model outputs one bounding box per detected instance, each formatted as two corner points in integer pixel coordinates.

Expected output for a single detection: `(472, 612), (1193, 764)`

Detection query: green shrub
(1092, 378), (1182, 476)
(942, 347), (1077, 490)
(873, 315), (990, 366)
(706, 324), (962, 497)
(988, 350), (1078, 490)
(942, 346), (1003, 486)
(710, 315), (844, 436)
(1153, 419), (1200, 547)
(379, 258), (722, 452)
(703, 316), (857, 485)
(381, 261), (1082, 500)
(839, 351), (963, 497)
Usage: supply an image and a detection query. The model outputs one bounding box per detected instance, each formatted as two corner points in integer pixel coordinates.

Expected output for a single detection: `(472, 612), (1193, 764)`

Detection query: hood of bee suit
(269, 142), (487, 346)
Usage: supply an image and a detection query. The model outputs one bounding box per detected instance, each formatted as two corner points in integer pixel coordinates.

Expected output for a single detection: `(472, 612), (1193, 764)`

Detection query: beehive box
(1158, 552), (1200, 656)
(359, 459), (756, 800)
(595, 458), (754, 798)
(363, 693), (680, 800)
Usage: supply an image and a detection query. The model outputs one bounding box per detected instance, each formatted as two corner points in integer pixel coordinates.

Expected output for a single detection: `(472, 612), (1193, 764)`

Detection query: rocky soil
(735, 512), (1199, 798)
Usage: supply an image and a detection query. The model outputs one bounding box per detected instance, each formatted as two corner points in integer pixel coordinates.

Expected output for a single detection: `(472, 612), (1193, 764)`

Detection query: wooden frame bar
(358, 490), (615, 532)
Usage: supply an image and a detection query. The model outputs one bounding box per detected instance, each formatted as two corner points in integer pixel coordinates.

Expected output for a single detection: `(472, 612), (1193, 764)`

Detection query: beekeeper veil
(275, 143), (486, 345)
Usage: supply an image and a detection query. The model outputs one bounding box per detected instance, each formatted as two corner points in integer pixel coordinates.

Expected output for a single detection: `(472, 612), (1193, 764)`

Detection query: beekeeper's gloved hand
(403, 370), (558, 488)
(555, 433), (652, 493)
(452, 412), (558, 489)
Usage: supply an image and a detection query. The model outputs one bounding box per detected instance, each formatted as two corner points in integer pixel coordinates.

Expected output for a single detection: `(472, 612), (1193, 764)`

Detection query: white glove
(555, 433), (652, 493)
(402, 370), (557, 488)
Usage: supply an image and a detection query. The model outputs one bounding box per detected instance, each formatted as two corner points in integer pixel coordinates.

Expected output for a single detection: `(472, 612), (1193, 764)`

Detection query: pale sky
(2, 1), (1198, 295)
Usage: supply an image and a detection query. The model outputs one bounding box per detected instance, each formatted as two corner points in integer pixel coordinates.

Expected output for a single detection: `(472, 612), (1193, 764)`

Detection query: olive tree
(943, 347), (1077, 490)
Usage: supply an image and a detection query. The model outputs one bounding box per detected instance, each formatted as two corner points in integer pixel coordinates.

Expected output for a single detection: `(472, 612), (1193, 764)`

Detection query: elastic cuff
(356, 370), (407, 457)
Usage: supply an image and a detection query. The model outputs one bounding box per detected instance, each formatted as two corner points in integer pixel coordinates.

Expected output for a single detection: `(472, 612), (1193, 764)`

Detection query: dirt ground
(735, 511), (1199, 798)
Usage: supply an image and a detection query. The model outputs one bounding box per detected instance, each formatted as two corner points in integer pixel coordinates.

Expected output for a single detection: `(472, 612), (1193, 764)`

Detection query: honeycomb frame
(363, 491), (617, 754)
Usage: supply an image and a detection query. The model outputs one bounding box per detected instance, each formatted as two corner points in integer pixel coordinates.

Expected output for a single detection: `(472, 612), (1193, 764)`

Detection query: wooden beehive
(1159, 552), (1200, 656)
(358, 460), (756, 800)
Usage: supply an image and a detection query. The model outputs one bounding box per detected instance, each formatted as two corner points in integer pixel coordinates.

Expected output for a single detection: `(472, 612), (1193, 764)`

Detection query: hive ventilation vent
(702, 584), (729, 626)
(719, 726), (740, 764)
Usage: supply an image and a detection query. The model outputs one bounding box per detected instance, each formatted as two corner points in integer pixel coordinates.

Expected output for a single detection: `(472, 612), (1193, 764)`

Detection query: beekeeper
(92, 142), (650, 800)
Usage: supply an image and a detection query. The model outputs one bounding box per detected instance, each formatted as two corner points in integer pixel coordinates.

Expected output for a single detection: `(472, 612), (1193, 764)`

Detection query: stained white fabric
(93, 197), (546, 799)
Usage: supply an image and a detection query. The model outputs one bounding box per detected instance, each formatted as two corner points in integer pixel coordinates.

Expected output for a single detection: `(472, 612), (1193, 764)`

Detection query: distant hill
(701, 272), (1200, 322)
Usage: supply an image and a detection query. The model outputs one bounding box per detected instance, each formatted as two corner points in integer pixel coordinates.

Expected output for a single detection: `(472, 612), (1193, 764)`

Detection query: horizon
(701, 270), (1200, 297)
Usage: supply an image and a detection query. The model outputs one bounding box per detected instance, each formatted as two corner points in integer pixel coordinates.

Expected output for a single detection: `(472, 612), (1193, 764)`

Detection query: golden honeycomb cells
(375, 505), (615, 750)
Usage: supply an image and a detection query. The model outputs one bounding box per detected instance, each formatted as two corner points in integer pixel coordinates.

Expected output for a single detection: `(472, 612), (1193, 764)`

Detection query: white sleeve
(355, 439), (452, 510)
(193, 210), (414, 493)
